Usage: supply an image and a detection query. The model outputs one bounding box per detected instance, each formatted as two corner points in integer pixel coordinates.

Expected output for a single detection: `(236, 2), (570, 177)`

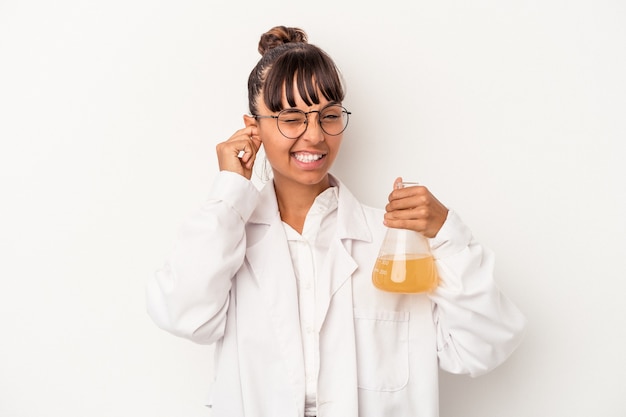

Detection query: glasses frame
(252, 104), (351, 139)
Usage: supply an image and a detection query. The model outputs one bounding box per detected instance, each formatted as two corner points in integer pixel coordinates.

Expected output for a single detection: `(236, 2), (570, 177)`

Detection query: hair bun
(258, 26), (308, 55)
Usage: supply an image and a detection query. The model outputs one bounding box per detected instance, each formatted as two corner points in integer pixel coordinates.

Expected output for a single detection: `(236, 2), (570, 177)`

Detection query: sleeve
(427, 210), (527, 377)
(145, 171), (260, 344)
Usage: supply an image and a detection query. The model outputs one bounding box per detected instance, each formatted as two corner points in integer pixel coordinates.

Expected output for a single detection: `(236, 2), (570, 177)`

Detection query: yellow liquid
(372, 254), (439, 293)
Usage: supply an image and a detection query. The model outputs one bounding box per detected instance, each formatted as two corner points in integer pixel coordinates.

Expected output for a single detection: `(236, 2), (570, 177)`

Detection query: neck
(274, 175), (331, 234)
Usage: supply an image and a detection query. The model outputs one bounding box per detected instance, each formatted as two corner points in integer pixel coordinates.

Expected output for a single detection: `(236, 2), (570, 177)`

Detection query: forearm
(428, 211), (527, 376)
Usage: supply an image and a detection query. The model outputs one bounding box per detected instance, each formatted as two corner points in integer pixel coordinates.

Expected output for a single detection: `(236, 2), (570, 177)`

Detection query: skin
(215, 81), (449, 238)
(384, 178), (449, 238)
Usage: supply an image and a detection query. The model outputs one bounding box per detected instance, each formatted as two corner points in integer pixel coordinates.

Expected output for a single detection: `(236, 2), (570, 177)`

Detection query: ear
(243, 114), (257, 128)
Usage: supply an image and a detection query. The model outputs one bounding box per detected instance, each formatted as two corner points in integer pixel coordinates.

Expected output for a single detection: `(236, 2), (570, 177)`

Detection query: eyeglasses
(253, 104), (351, 139)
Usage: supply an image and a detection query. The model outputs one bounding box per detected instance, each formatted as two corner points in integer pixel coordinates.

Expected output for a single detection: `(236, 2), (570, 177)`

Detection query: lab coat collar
(248, 174), (373, 244)
(329, 174), (372, 243)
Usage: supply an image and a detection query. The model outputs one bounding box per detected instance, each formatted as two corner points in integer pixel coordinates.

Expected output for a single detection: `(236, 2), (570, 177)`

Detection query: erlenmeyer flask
(372, 182), (439, 293)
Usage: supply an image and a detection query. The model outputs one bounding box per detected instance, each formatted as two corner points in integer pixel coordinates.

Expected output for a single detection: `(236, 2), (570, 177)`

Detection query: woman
(146, 25), (526, 417)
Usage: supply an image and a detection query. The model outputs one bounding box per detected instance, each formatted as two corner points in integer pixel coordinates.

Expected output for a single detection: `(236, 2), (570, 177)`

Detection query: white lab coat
(146, 171), (526, 417)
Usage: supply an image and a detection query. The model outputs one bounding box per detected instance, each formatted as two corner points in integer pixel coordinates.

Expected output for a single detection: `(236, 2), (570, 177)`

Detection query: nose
(300, 111), (325, 143)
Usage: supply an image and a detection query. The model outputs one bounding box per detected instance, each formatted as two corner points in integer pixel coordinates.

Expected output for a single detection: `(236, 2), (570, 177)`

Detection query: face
(245, 83), (344, 191)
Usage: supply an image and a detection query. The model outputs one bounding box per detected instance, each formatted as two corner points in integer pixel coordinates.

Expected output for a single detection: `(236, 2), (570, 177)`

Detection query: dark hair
(247, 26), (345, 115)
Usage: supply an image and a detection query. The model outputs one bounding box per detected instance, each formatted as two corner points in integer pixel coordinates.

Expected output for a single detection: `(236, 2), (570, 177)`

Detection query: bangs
(263, 46), (344, 112)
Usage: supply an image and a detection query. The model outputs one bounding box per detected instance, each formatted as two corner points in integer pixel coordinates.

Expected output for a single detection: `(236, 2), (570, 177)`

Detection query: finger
(220, 141), (248, 159)
(236, 143), (253, 160)
(395, 184), (428, 199)
(388, 182), (426, 201)
(236, 126), (260, 153)
(224, 128), (259, 157)
(385, 206), (428, 221)
(240, 146), (256, 170)
(383, 217), (430, 234)
(217, 141), (252, 175)
(240, 138), (262, 169)
(248, 126), (261, 150)
(388, 177), (403, 201)
(386, 193), (430, 213)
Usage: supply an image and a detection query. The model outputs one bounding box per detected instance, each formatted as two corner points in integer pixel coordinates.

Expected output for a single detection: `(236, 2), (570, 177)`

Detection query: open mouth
(292, 152), (326, 163)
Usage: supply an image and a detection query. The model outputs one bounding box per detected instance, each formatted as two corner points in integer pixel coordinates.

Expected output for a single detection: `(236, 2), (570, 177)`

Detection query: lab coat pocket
(353, 308), (410, 391)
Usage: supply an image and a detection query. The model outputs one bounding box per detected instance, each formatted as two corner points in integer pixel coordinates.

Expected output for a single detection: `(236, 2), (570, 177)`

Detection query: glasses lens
(277, 109), (307, 138)
(274, 105), (350, 138)
(319, 105), (349, 136)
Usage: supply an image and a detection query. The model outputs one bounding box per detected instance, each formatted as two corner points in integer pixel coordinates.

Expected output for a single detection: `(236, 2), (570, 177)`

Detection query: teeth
(294, 152), (324, 163)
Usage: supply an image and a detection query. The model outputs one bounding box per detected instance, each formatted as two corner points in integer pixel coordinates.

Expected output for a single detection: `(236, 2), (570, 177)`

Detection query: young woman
(147, 25), (526, 417)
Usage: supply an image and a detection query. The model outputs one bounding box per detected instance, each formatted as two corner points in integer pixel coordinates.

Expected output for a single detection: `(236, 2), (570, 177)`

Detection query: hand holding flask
(372, 182), (439, 293)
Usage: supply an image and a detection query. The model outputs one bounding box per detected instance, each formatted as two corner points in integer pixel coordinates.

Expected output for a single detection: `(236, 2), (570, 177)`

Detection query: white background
(1, 1), (625, 416)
